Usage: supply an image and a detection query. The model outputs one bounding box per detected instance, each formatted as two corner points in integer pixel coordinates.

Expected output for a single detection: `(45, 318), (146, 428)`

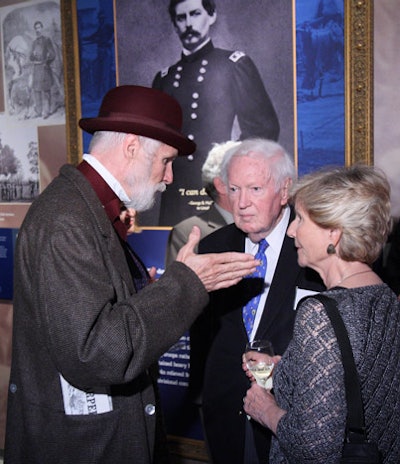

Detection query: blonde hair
(290, 164), (392, 264)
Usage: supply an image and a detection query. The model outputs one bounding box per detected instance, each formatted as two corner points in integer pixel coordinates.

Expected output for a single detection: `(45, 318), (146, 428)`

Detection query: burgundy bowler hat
(79, 85), (196, 156)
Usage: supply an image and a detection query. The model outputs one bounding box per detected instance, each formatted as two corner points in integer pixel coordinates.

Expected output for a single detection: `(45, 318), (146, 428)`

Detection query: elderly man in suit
(165, 140), (238, 265)
(192, 139), (325, 464)
(152, 0), (279, 226)
(4, 85), (259, 464)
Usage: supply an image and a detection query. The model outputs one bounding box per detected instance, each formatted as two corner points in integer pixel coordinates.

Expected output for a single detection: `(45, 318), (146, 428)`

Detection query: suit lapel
(255, 233), (300, 338)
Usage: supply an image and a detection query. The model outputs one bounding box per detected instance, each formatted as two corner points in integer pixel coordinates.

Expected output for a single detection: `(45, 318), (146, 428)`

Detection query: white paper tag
(59, 373), (113, 415)
(294, 287), (320, 310)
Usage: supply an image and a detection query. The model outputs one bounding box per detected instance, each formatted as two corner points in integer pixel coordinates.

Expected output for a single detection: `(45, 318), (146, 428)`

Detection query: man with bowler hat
(5, 85), (258, 464)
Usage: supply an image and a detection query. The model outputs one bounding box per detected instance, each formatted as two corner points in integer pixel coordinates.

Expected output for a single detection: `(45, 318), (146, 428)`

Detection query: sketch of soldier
(30, 21), (56, 119)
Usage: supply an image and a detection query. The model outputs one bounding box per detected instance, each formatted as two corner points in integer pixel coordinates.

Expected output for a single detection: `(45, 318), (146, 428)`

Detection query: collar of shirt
(245, 206), (290, 340)
(245, 206), (290, 256)
(82, 153), (131, 204)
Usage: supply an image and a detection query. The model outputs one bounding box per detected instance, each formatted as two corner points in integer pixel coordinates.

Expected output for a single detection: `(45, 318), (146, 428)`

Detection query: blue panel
(0, 228), (18, 300)
(76, 0), (116, 152)
(296, 0), (345, 174)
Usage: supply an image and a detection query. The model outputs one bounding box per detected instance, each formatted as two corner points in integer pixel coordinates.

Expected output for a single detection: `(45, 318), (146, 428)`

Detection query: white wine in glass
(245, 339), (275, 388)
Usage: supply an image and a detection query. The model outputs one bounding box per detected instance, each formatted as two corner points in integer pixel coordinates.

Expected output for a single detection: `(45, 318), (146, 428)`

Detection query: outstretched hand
(176, 226), (259, 292)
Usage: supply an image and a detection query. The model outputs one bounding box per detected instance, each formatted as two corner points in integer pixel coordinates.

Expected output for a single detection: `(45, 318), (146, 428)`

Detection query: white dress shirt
(245, 206), (290, 341)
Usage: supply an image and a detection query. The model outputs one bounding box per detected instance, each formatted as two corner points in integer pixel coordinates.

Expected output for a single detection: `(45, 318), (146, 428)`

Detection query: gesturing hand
(176, 226), (259, 292)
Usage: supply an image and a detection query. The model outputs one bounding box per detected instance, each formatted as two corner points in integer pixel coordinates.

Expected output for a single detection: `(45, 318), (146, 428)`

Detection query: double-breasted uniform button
(9, 383), (17, 393)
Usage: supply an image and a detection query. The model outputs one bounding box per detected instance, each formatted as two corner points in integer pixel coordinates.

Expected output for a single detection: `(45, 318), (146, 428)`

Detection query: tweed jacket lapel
(63, 164), (136, 295)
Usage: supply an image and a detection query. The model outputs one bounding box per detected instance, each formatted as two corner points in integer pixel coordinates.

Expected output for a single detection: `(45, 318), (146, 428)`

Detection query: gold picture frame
(344, 0), (373, 166)
(61, 0), (373, 169)
(59, 1), (373, 461)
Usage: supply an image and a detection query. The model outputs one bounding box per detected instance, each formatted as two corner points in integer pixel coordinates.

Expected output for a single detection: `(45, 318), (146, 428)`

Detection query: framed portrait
(63, 0), (373, 225)
(0, 0), (67, 229)
(59, 0), (373, 460)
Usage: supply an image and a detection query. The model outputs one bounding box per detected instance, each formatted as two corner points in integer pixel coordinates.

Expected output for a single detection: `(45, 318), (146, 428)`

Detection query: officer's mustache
(180, 28), (200, 40)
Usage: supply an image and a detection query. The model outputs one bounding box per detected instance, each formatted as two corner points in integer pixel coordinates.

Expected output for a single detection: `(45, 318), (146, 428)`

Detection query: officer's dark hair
(169, 0), (216, 24)
(34, 21), (43, 29)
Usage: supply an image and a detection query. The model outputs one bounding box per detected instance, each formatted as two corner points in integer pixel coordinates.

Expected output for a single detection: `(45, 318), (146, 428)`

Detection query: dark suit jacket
(5, 164), (209, 464)
(165, 204), (229, 266)
(194, 217), (324, 464)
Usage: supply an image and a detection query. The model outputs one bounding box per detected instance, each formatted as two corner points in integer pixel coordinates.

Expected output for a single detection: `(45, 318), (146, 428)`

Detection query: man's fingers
(176, 225), (201, 261)
(198, 252), (258, 292)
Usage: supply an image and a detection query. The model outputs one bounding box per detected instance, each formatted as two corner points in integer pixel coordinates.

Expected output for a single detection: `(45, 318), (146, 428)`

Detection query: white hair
(201, 140), (241, 185)
(88, 131), (162, 158)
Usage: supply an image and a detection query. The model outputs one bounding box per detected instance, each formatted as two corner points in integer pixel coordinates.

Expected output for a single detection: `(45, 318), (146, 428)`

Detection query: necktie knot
(257, 239), (268, 256)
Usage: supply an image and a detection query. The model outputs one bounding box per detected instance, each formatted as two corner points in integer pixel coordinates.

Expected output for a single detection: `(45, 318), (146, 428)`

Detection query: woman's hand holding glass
(243, 340), (280, 389)
(242, 340), (285, 432)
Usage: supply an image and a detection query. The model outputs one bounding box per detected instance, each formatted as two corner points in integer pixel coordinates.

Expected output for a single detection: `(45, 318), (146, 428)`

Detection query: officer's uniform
(152, 40), (280, 226)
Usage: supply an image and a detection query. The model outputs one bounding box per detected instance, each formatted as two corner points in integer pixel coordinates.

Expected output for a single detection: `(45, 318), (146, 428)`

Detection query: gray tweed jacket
(5, 164), (208, 464)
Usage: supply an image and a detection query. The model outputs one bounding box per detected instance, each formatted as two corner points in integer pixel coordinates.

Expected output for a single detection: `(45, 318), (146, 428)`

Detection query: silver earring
(327, 243), (336, 255)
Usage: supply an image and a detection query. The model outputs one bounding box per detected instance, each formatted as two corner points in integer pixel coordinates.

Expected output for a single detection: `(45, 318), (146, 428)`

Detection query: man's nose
(238, 191), (250, 208)
(164, 164), (173, 185)
(185, 15), (194, 28)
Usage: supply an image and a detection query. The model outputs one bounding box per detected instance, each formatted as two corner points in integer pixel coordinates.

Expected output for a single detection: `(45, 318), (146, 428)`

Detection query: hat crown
(78, 85), (195, 155)
(98, 85), (182, 131)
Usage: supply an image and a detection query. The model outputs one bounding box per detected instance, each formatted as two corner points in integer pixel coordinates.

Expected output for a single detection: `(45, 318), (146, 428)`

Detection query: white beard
(126, 181), (166, 212)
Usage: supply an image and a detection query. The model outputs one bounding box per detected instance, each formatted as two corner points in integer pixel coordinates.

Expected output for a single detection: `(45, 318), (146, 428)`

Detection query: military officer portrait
(117, 0), (294, 225)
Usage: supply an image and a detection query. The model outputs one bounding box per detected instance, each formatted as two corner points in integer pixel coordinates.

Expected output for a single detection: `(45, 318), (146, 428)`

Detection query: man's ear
(124, 134), (140, 159)
(280, 177), (292, 205)
(209, 11), (217, 27)
(214, 176), (227, 195)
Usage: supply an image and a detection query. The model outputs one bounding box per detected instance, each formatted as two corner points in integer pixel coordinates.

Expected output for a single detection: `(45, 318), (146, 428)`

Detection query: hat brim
(79, 116), (196, 156)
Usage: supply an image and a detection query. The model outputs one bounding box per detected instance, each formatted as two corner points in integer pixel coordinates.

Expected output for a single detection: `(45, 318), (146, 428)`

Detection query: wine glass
(244, 339), (275, 389)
